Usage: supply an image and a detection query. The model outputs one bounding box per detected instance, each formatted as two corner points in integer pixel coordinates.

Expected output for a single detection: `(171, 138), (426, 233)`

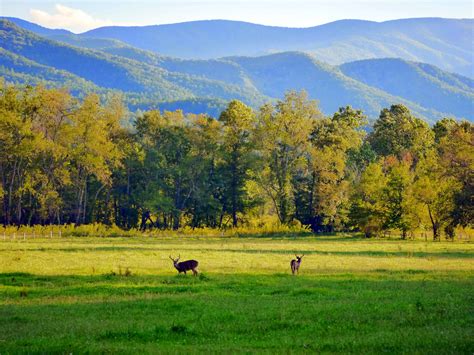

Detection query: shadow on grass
(0, 272), (472, 349)
(0, 268), (468, 296)
(5, 245), (471, 259)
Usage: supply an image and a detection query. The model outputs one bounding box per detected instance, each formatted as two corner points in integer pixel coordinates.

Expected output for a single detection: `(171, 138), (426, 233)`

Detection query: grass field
(0, 234), (473, 353)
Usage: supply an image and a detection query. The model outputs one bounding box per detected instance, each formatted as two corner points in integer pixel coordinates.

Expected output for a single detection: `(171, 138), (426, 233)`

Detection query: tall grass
(0, 222), (313, 239)
(1, 222), (472, 241)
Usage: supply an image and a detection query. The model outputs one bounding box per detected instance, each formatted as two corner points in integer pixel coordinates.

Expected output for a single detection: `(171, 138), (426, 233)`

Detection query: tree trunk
(427, 205), (439, 240)
(75, 183), (84, 225)
(231, 151), (238, 227)
(82, 178), (88, 224)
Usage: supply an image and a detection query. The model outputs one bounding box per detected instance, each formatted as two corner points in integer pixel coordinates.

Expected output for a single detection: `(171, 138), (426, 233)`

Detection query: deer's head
(169, 255), (180, 266)
(295, 254), (304, 262)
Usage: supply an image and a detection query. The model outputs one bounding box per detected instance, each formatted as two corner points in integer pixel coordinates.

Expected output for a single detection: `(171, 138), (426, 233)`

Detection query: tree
(369, 104), (433, 163)
(134, 110), (197, 230)
(255, 91), (322, 224)
(349, 161), (387, 237)
(432, 117), (457, 144)
(413, 151), (460, 240)
(0, 83), (41, 225)
(295, 106), (366, 231)
(383, 155), (419, 239)
(219, 100), (255, 227)
(69, 94), (124, 224)
(438, 121), (473, 236)
(187, 114), (224, 228)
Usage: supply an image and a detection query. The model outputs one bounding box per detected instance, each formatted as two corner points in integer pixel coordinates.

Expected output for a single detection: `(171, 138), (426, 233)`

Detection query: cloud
(29, 4), (114, 33)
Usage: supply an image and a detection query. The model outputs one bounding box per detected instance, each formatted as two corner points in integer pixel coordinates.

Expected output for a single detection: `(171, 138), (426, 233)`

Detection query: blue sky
(1, 0), (473, 33)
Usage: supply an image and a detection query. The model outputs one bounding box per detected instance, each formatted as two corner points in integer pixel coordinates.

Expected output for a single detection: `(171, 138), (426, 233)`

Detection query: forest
(0, 82), (472, 239)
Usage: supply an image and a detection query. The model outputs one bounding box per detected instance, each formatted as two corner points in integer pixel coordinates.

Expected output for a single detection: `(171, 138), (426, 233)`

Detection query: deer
(169, 255), (199, 276)
(290, 254), (304, 275)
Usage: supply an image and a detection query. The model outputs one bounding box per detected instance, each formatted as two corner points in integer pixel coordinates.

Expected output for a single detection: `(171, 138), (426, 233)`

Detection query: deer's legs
(192, 268), (198, 276)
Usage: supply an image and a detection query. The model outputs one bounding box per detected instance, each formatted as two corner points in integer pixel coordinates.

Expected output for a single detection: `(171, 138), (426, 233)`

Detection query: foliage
(368, 104), (434, 161)
(0, 83), (471, 240)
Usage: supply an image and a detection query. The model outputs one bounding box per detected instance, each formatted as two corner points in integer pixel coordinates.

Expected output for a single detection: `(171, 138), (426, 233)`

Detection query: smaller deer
(169, 255), (199, 276)
(290, 254), (304, 275)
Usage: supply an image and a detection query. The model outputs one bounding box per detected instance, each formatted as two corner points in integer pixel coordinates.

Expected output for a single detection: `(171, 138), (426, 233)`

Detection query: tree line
(0, 82), (472, 239)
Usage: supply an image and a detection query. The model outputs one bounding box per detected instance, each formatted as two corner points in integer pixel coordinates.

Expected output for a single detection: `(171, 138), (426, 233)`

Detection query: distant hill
(78, 18), (474, 78)
(1, 16), (72, 36)
(340, 58), (474, 120)
(3, 17), (472, 78)
(0, 20), (266, 107)
(224, 53), (443, 118)
(1, 19), (472, 122)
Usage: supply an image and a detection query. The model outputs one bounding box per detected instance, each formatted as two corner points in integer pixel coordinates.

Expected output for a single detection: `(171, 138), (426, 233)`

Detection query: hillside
(226, 53), (459, 119)
(0, 20), (266, 108)
(1, 16), (72, 36)
(4, 17), (472, 78)
(79, 18), (474, 77)
(1, 19), (470, 121)
(340, 58), (474, 119)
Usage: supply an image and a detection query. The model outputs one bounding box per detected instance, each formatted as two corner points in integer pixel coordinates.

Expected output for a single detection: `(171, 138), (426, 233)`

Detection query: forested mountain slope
(80, 18), (474, 77)
(340, 58), (474, 119)
(1, 19), (471, 121)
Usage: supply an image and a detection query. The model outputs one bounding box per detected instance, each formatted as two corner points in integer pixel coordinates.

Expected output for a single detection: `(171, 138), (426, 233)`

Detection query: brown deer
(290, 254), (304, 275)
(169, 255), (199, 276)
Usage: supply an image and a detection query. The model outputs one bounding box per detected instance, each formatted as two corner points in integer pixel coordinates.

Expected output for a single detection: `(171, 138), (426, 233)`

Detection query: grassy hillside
(340, 58), (474, 119)
(0, 235), (472, 352)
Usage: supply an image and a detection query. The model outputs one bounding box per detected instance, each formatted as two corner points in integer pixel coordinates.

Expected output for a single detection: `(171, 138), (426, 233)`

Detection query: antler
(169, 255), (174, 261)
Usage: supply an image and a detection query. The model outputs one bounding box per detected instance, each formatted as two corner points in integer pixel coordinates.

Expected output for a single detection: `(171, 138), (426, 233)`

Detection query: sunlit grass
(0, 234), (473, 352)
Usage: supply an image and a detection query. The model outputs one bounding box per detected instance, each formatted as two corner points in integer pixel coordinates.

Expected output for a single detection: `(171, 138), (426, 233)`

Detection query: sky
(1, 0), (473, 33)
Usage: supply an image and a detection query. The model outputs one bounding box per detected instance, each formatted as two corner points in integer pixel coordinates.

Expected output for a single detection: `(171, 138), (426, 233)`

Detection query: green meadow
(0, 235), (473, 353)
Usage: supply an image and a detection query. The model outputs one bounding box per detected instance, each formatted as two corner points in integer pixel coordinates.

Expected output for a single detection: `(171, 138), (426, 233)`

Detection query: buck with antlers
(169, 255), (199, 276)
(290, 255), (304, 275)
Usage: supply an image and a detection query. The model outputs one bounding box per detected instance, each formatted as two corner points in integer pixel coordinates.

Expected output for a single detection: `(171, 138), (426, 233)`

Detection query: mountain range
(0, 17), (472, 122)
(6, 16), (472, 78)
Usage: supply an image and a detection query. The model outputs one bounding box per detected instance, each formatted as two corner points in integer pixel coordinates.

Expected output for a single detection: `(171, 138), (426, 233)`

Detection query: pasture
(0, 234), (473, 353)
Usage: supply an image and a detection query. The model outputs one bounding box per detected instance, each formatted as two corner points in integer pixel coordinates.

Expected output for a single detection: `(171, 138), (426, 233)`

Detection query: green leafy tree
(413, 151), (460, 240)
(295, 106), (366, 230)
(255, 91), (322, 224)
(69, 94), (124, 224)
(219, 100), (256, 227)
(369, 104), (434, 162)
(383, 155), (419, 239)
(438, 121), (473, 236)
(349, 161), (388, 237)
(187, 114), (224, 228)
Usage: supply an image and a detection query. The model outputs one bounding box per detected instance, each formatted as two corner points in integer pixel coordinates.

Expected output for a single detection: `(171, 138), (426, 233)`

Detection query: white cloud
(29, 4), (115, 33)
